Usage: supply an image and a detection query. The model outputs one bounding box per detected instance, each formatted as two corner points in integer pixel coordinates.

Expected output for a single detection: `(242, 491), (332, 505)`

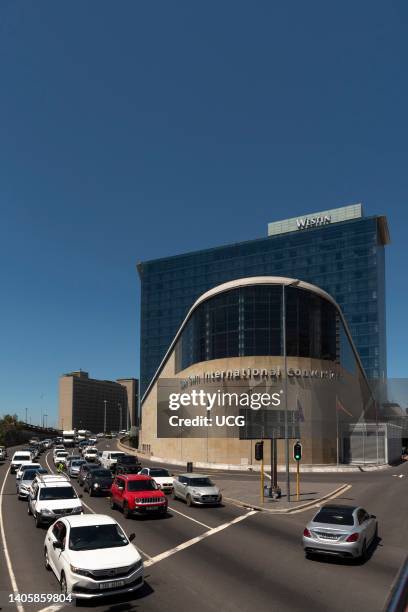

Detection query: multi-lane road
(0, 441), (407, 611)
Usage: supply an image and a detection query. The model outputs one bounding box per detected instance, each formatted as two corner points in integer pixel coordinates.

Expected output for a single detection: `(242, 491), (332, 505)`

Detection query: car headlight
(93, 483), (100, 488)
(128, 559), (143, 573)
(70, 564), (92, 577)
(41, 508), (53, 515)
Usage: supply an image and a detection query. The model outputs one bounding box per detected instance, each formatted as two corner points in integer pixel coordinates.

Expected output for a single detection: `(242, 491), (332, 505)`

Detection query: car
(43, 514), (144, 599)
(10, 451), (33, 474)
(66, 455), (82, 468)
(83, 447), (99, 463)
(28, 474), (83, 527)
(77, 463), (100, 487)
(114, 455), (142, 475)
(172, 474), (222, 506)
(302, 504), (378, 560)
(16, 462), (42, 482)
(17, 467), (48, 499)
(68, 459), (87, 478)
(96, 433), (104, 438)
(110, 474), (167, 518)
(83, 468), (114, 496)
(0, 446), (7, 461)
(139, 467), (173, 493)
(100, 451), (126, 471)
(43, 439), (53, 449)
(88, 437), (97, 445)
(54, 450), (69, 466)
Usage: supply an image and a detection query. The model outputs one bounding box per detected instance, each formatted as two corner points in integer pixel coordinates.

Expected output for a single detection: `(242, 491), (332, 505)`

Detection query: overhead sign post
(293, 441), (302, 501)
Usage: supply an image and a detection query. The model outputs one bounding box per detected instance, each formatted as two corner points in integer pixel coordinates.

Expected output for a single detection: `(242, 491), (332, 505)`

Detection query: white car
(138, 468), (174, 493)
(100, 451), (126, 470)
(88, 438), (97, 445)
(83, 447), (99, 462)
(28, 474), (83, 527)
(16, 462), (42, 482)
(43, 514), (144, 599)
(54, 451), (69, 466)
(10, 451), (32, 474)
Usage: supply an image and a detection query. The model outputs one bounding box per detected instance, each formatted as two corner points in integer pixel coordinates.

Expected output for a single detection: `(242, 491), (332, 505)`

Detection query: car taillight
(303, 528), (311, 537)
(346, 532), (359, 542)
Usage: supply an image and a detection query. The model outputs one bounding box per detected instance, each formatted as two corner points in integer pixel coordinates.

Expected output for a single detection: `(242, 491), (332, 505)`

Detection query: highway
(0, 441), (407, 611)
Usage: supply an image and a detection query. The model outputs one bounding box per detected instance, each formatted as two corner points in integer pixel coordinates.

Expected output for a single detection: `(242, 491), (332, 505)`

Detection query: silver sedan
(302, 504), (378, 561)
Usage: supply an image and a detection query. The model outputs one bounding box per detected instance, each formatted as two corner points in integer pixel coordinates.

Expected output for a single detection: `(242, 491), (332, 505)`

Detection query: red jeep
(110, 474), (168, 518)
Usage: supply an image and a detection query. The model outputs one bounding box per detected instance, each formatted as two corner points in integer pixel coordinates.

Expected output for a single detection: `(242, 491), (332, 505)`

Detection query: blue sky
(0, 1), (407, 427)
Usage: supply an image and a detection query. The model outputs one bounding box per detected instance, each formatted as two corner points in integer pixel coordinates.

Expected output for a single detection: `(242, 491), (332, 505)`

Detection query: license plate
(99, 580), (125, 590)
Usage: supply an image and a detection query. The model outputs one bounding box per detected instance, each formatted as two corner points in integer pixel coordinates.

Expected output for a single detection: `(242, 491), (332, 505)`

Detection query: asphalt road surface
(0, 441), (407, 612)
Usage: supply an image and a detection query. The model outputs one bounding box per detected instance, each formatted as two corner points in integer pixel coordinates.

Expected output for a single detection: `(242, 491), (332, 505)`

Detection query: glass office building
(138, 204), (390, 397)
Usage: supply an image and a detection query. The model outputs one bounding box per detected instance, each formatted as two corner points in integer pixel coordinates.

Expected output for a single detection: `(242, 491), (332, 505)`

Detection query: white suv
(10, 451), (32, 474)
(43, 514), (144, 599)
(53, 450), (69, 466)
(28, 474), (83, 527)
(83, 447), (99, 462)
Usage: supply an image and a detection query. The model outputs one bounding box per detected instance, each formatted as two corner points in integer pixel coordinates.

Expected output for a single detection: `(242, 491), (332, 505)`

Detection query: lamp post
(43, 414), (48, 429)
(103, 400), (107, 434)
(25, 407), (28, 424)
(282, 279), (300, 504)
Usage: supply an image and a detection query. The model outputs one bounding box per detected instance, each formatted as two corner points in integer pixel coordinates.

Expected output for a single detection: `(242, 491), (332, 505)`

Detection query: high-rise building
(58, 371), (138, 432)
(138, 204), (389, 397)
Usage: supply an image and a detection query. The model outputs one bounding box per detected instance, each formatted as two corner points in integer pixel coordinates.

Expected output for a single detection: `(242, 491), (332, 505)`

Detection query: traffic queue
(5, 436), (223, 602)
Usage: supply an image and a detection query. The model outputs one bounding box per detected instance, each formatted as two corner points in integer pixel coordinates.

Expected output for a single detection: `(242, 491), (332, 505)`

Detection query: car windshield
(39, 487), (77, 500)
(21, 469), (40, 480)
(189, 478), (213, 487)
(69, 524), (128, 551)
(127, 480), (158, 491)
(92, 470), (112, 478)
(86, 449), (97, 454)
(56, 452), (68, 457)
(14, 455), (31, 461)
(150, 469), (170, 477)
(110, 453), (125, 459)
(71, 461), (86, 467)
(313, 508), (355, 526)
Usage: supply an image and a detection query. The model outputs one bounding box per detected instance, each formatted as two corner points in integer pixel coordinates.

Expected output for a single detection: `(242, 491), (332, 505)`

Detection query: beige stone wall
(140, 352), (368, 466)
(58, 376), (74, 430)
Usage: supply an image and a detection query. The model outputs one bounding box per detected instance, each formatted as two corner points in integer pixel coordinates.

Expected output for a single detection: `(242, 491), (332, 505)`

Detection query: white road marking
(0, 466), (25, 612)
(288, 484), (353, 514)
(37, 606), (64, 612)
(144, 509), (257, 568)
(168, 505), (212, 529)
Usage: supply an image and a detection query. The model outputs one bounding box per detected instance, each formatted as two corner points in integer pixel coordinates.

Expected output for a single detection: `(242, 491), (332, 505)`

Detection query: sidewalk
(220, 478), (351, 513)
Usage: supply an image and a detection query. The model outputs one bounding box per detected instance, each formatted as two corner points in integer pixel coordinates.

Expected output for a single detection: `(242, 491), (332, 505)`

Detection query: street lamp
(103, 400), (107, 434)
(282, 279), (300, 504)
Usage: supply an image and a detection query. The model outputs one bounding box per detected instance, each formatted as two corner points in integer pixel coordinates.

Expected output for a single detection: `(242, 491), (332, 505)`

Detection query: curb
(223, 483), (352, 514)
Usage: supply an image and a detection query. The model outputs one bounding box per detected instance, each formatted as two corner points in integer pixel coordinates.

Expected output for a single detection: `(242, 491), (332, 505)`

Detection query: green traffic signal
(293, 441), (302, 461)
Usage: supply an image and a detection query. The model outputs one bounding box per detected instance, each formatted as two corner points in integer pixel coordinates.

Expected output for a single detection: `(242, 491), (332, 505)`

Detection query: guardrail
(383, 556), (408, 612)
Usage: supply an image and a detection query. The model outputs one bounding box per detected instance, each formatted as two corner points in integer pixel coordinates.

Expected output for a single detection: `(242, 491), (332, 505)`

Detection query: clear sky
(0, 1), (407, 427)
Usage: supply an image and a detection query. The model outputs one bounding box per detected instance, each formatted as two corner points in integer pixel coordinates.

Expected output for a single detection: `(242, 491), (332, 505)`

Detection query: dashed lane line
(144, 509), (258, 568)
(0, 465), (25, 612)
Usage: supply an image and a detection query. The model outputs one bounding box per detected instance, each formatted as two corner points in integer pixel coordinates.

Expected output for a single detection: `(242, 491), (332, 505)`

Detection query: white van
(10, 451), (32, 474)
(100, 451), (126, 470)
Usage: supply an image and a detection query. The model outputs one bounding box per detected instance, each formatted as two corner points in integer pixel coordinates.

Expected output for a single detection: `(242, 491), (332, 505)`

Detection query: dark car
(83, 468), (114, 496)
(114, 455), (142, 475)
(77, 463), (100, 487)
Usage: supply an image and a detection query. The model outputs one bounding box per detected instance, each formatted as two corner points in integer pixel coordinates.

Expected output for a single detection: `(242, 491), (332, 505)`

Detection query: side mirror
(78, 494), (83, 499)
(370, 514), (376, 519)
(129, 533), (136, 542)
(53, 541), (63, 550)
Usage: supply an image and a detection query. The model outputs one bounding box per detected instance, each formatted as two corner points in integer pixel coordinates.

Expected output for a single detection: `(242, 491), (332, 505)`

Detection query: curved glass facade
(175, 285), (340, 372)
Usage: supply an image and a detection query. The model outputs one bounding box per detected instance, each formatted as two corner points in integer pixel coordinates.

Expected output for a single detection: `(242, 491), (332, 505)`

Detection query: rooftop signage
(268, 203), (363, 237)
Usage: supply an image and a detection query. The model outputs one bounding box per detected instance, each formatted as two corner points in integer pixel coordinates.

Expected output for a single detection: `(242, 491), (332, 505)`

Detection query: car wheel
(27, 504), (32, 515)
(35, 513), (42, 528)
(89, 487), (94, 497)
(110, 497), (116, 510)
(60, 573), (68, 595)
(361, 540), (368, 561)
(172, 490), (178, 500)
(123, 502), (130, 519)
(44, 548), (51, 571)
(186, 494), (193, 507)
(374, 524), (378, 542)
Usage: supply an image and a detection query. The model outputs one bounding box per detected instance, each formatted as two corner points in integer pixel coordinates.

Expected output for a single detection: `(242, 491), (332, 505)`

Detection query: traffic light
(293, 441), (302, 461)
(255, 441), (264, 461)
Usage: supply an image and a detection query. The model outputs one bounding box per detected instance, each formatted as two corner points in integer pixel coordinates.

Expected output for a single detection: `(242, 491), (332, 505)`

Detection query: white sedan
(138, 467), (174, 493)
(43, 514), (144, 599)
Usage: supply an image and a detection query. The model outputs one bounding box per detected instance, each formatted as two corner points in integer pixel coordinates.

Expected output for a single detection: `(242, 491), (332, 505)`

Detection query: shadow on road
(76, 580), (154, 609)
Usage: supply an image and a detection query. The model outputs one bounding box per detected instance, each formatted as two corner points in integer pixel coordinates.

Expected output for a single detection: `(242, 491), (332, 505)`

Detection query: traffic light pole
(260, 452), (264, 505)
(296, 460), (300, 501)
(282, 284), (290, 503)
